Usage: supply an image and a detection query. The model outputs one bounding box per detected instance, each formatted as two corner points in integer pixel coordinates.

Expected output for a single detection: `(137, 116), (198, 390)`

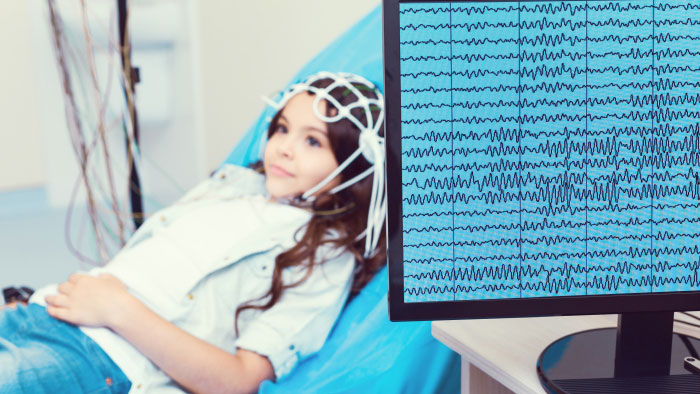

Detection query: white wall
(0, 2), (45, 191)
(191, 0), (380, 174)
(25, 0), (202, 211)
(3, 0), (380, 206)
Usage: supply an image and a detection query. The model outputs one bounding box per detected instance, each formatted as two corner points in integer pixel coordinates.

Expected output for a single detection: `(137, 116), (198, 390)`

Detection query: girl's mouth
(269, 164), (294, 177)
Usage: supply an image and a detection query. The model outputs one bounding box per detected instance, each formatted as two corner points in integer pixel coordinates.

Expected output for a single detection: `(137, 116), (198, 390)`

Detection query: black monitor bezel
(383, 0), (700, 322)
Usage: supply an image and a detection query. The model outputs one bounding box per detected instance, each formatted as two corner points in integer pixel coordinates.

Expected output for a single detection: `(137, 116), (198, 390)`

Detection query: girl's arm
(45, 273), (274, 394)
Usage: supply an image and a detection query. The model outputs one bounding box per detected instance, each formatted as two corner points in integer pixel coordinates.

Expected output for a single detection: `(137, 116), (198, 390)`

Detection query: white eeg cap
(263, 71), (386, 258)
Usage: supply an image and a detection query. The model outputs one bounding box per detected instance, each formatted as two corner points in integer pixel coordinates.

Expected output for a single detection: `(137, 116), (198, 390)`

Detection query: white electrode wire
(364, 144), (385, 256)
(302, 148), (364, 200)
(328, 167), (373, 196)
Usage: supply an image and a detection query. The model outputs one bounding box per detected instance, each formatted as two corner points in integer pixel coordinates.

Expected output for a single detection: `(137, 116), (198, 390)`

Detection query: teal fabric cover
(223, 6), (459, 393)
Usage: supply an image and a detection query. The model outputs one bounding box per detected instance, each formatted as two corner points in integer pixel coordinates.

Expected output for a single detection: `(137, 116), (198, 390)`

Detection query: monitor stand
(537, 312), (700, 393)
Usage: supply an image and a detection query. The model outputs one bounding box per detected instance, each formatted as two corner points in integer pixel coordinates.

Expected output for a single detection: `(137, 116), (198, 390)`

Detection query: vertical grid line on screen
(651, 0), (656, 292)
(585, 0), (589, 295)
(450, 3), (456, 300)
(518, 1), (523, 298)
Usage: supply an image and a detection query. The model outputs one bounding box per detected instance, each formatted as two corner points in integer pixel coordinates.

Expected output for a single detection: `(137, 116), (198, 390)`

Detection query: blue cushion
(259, 267), (459, 393)
(223, 6), (459, 393)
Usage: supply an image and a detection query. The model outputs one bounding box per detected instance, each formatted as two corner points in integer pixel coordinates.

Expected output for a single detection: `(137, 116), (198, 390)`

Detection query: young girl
(0, 71), (386, 393)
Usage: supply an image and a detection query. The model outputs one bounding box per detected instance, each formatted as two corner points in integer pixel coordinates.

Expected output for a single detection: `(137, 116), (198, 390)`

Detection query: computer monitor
(383, 0), (700, 391)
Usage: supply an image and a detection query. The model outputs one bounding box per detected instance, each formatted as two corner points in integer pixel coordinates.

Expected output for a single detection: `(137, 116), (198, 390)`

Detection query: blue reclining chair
(222, 6), (460, 393)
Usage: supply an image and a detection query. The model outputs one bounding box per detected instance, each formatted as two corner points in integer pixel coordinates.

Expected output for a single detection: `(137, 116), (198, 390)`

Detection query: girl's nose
(276, 134), (294, 158)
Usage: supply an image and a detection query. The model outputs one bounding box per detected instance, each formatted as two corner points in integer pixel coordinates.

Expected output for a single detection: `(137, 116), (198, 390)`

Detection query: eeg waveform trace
(400, 0), (700, 302)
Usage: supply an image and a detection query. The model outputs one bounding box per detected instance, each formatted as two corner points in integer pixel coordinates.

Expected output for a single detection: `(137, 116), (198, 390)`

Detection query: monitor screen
(384, 0), (700, 320)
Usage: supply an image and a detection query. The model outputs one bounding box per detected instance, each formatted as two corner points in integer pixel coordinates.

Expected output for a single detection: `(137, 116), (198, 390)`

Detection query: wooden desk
(432, 313), (700, 394)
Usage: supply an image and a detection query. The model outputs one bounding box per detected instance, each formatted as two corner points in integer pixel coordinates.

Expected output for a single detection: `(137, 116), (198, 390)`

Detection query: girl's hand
(45, 273), (131, 328)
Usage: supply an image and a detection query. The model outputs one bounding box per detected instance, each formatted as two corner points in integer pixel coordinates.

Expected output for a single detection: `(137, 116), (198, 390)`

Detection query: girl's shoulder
(212, 164), (264, 184)
(178, 164), (268, 203)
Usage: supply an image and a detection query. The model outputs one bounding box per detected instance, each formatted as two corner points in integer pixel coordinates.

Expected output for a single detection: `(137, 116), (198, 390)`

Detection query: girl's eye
(306, 136), (321, 147)
(276, 125), (288, 134)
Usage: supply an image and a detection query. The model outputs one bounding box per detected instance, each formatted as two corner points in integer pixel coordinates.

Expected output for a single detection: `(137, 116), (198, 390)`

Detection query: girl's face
(263, 92), (342, 200)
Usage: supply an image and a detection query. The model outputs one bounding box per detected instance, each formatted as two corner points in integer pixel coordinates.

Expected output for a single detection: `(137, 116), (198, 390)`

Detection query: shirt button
(105, 377), (113, 386)
(289, 345), (295, 350)
(160, 215), (166, 222)
(137, 384), (143, 389)
(188, 294), (194, 300)
(220, 173), (227, 179)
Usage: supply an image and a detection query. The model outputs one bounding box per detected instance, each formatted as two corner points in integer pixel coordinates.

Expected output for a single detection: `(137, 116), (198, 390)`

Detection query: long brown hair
(235, 77), (386, 334)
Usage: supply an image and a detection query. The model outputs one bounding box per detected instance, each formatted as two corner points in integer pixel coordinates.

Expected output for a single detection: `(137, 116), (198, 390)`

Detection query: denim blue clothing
(0, 303), (131, 394)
